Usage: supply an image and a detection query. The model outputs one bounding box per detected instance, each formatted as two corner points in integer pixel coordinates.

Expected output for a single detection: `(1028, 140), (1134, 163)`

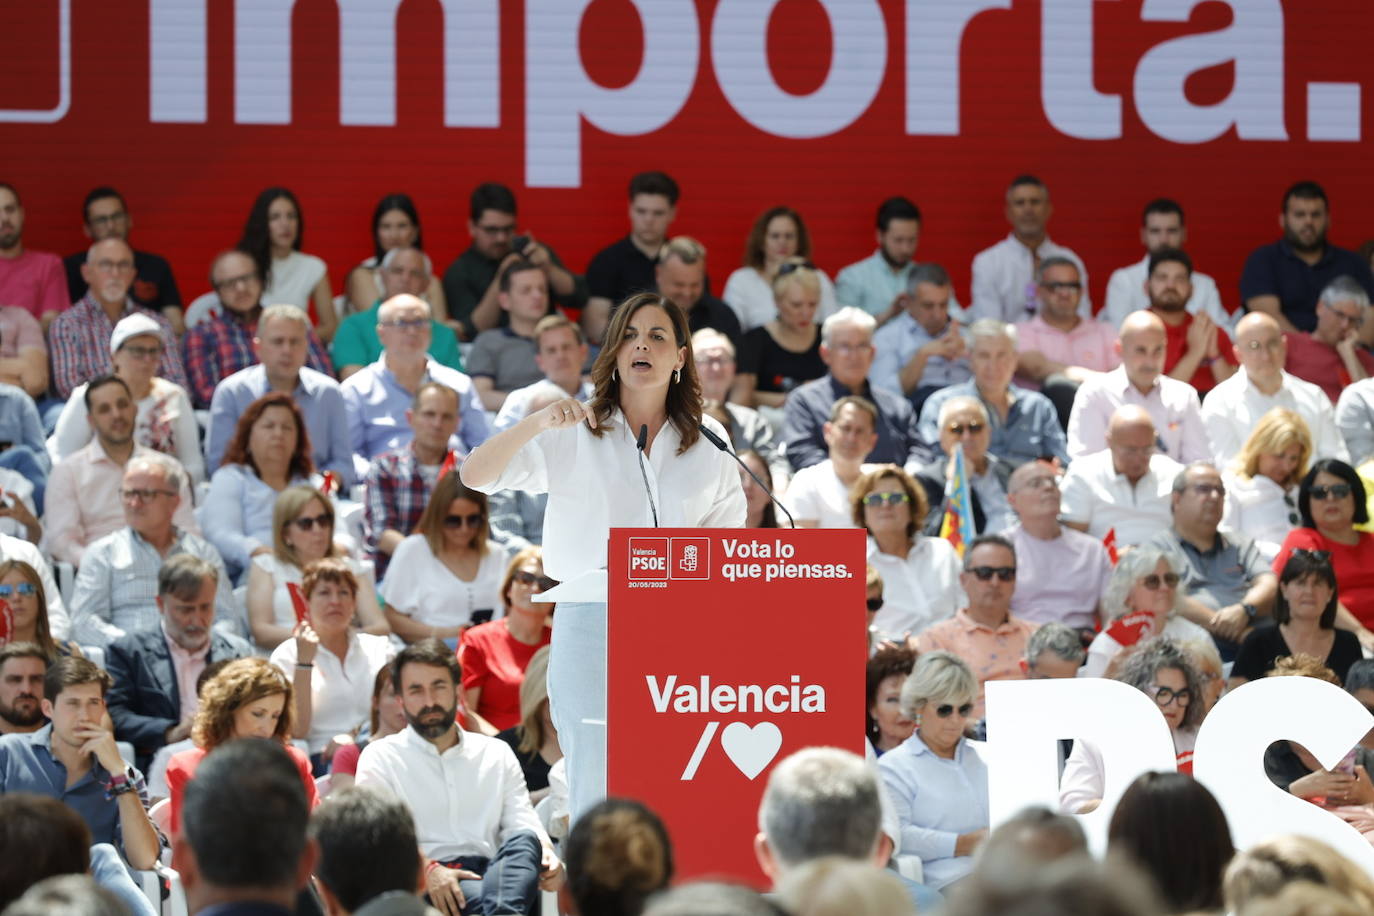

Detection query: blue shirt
(0, 724), (146, 849)
(341, 356), (490, 481)
(200, 464), (312, 576)
(870, 312), (972, 393)
(0, 382), (47, 464)
(877, 733), (989, 891)
(918, 380), (1069, 468)
(781, 374), (931, 472)
(1239, 239), (1374, 332)
(835, 250), (916, 318)
(206, 365), (355, 486)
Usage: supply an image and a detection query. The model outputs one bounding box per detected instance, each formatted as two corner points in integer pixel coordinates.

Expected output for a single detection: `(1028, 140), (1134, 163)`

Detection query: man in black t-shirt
(584, 171), (680, 346)
(63, 186), (182, 333)
(655, 237), (740, 347)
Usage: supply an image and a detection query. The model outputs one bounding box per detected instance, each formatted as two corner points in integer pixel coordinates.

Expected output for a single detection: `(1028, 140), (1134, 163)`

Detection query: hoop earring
(612, 368), (617, 382)
(674, 369), (681, 384)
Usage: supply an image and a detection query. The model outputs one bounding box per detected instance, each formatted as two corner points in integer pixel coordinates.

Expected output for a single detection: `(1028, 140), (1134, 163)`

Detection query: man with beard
(357, 639), (561, 916)
(1241, 181), (1374, 339)
(1145, 249), (1237, 395)
(104, 555), (248, 772)
(0, 183), (69, 331)
(836, 197), (950, 326)
(0, 643), (46, 736)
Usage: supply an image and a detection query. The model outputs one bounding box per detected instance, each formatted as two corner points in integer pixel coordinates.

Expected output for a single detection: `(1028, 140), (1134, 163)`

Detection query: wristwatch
(1242, 603), (1258, 621)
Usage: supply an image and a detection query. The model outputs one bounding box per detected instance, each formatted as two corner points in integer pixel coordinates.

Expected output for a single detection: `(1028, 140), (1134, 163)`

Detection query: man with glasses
(443, 182), (585, 341)
(0, 183), (68, 331)
(919, 319), (1068, 468)
(1013, 257), (1118, 429)
(181, 249), (332, 407)
(44, 376), (197, 567)
(70, 454), (235, 649)
(48, 238), (186, 400)
(1005, 462), (1111, 634)
(915, 396), (1014, 535)
(1283, 276), (1374, 404)
(1203, 312), (1346, 465)
(343, 294), (489, 481)
(870, 262), (971, 416)
(62, 187), (183, 334)
(914, 534), (1037, 719)
(1060, 405), (1183, 548)
(1146, 463), (1277, 661)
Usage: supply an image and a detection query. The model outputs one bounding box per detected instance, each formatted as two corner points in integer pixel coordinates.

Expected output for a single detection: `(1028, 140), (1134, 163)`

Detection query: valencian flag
(939, 443), (976, 558)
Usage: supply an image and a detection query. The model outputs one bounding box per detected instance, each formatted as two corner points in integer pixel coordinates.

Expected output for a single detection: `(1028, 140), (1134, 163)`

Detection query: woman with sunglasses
(852, 465), (963, 643)
(915, 396), (1014, 535)
(381, 471), (509, 645)
(1081, 547), (1209, 678)
(723, 207), (839, 332)
(730, 258), (828, 411)
(0, 559), (80, 660)
(1230, 548), (1360, 689)
(877, 650), (988, 891)
(1221, 407), (1313, 563)
(459, 547), (555, 733)
(865, 644), (916, 756)
(1274, 459), (1374, 647)
(1061, 636), (1204, 815)
(246, 485), (389, 652)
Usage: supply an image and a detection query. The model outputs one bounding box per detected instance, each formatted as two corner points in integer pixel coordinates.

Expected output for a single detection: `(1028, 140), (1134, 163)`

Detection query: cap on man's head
(110, 313), (163, 357)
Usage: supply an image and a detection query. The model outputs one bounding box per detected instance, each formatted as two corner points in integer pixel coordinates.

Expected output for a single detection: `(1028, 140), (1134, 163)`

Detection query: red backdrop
(3, 0), (1372, 310)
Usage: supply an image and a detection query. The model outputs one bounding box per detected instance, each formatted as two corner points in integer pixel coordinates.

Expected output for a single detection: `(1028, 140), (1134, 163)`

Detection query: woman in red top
(165, 657), (319, 835)
(1274, 459), (1374, 648)
(458, 547), (555, 731)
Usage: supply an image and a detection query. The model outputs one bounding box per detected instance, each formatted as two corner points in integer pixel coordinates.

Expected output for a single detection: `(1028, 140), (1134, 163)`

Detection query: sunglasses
(866, 597), (884, 612)
(1140, 573), (1181, 590)
(968, 566), (1016, 582)
(512, 570), (557, 591)
(946, 422), (985, 436)
(1290, 548), (1333, 563)
(443, 513), (484, 529)
(934, 703), (974, 718)
(1309, 483), (1353, 501)
(862, 492), (910, 507)
(290, 512), (333, 532)
(1283, 493), (1300, 526)
(776, 260), (816, 278)
(1149, 685), (1191, 708)
(0, 583), (37, 598)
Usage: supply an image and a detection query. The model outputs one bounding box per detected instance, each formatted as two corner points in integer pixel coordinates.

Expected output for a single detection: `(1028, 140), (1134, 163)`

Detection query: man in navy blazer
(106, 555), (249, 771)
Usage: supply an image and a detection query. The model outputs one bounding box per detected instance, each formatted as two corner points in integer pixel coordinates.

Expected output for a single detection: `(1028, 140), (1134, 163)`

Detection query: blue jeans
(547, 601), (606, 824)
(438, 831), (542, 915)
(89, 842), (158, 916)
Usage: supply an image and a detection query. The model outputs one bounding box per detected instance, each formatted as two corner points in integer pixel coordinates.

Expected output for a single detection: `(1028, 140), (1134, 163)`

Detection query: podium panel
(607, 527), (867, 884)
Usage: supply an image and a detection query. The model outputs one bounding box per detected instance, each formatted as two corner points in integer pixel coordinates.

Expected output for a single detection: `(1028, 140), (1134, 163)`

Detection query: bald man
(1201, 312), (1346, 465)
(1059, 405), (1184, 546)
(1066, 311), (1210, 462)
(48, 238), (187, 399)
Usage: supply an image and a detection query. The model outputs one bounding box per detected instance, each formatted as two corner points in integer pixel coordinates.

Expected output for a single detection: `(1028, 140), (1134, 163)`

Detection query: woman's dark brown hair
(192, 657), (295, 749)
(415, 471), (491, 558)
(221, 391), (314, 482)
(742, 206), (812, 271)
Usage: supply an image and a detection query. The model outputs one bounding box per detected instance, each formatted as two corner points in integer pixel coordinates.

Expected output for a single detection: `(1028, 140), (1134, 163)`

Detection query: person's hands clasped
(1290, 767), (1357, 804)
(1185, 312), (1215, 357)
(538, 398), (596, 432)
(426, 863), (479, 916)
(293, 619), (319, 666)
(539, 846), (565, 891)
(1209, 604), (1250, 642)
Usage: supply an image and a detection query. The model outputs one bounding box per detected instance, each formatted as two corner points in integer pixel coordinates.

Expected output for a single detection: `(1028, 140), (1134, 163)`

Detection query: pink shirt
(914, 610), (1039, 719)
(0, 250), (69, 319)
(0, 305), (44, 359)
(1014, 314), (1119, 387)
(162, 621), (210, 721)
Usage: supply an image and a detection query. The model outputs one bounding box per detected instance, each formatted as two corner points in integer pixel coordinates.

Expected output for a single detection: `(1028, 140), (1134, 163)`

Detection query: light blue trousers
(547, 602), (607, 825)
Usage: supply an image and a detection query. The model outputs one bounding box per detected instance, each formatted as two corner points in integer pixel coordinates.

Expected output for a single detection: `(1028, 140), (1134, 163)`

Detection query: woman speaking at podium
(462, 292), (746, 817)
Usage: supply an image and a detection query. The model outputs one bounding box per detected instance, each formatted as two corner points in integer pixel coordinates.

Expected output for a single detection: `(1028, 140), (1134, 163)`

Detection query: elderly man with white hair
(1283, 275), (1374, 404)
(918, 319), (1067, 469)
(341, 293), (489, 481)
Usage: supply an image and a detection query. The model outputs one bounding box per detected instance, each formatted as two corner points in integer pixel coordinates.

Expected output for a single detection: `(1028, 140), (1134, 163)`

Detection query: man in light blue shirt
(342, 294), (489, 480)
(870, 263), (971, 415)
(205, 304), (354, 485)
(836, 197), (923, 323)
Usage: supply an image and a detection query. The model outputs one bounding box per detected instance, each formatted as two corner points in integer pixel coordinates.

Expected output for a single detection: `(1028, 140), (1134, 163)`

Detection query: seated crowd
(4, 171), (1374, 914)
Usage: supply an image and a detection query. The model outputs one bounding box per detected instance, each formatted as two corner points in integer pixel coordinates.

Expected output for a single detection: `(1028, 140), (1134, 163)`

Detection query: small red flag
(1103, 527), (1119, 566)
(1104, 609), (1155, 648)
(286, 582), (310, 625)
(438, 450), (457, 480)
(320, 471), (340, 496)
(0, 598), (11, 646)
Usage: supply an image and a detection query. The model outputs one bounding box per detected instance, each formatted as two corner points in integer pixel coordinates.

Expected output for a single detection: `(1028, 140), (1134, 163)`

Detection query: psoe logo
(671, 538), (710, 580)
(628, 538), (668, 580)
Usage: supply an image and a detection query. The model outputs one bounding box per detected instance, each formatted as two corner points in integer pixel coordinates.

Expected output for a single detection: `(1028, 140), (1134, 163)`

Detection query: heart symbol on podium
(720, 722), (783, 780)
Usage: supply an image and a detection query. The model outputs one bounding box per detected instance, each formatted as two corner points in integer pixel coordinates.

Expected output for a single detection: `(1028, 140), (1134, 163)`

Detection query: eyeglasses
(119, 488), (175, 503)
(290, 512), (333, 532)
(214, 272), (257, 292)
(512, 570), (557, 591)
(1290, 548), (1333, 563)
(862, 492), (910, 507)
(91, 259), (135, 274)
(1309, 483), (1352, 501)
(475, 223), (515, 236)
(1140, 572), (1181, 590)
(87, 212), (128, 228)
(1241, 338), (1284, 352)
(1018, 475), (1059, 492)
(947, 422), (985, 436)
(865, 597), (884, 612)
(443, 513), (484, 529)
(968, 566), (1016, 582)
(379, 318), (428, 331)
(934, 703), (974, 718)
(1039, 281), (1081, 293)
(1185, 483), (1225, 498)
(120, 344), (163, 360)
(1328, 307), (1365, 328)
(776, 261), (816, 278)
(0, 583), (37, 598)
(1149, 685), (1191, 708)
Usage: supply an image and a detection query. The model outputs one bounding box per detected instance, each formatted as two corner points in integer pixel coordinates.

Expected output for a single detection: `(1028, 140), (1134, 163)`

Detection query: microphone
(698, 423), (795, 528)
(636, 424), (659, 527)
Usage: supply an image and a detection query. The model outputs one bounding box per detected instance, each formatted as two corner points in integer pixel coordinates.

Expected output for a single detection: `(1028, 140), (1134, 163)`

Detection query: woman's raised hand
(538, 398), (596, 431)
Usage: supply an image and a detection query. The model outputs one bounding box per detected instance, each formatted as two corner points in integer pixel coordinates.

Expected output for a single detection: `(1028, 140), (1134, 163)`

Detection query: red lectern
(607, 527), (867, 885)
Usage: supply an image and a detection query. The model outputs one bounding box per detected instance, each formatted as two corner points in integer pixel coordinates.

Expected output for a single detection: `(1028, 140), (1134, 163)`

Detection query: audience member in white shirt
(788, 396), (880, 528)
(1202, 312), (1346, 466)
(1220, 407), (1310, 563)
(723, 206), (839, 331)
(356, 639), (562, 914)
(1061, 406), (1183, 547)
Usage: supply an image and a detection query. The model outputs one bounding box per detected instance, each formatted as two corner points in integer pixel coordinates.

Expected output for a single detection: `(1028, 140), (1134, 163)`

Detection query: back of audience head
(1, 874), (126, 916)
(974, 805), (1086, 878)
(1022, 622), (1084, 678)
(1107, 771), (1233, 913)
(641, 881), (784, 916)
(311, 785), (421, 916)
(1115, 636), (1205, 731)
(756, 747), (883, 880)
(0, 794), (90, 909)
(173, 738), (313, 909)
(1232, 407), (1311, 485)
(561, 798), (673, 916)
(866, 644), (917, 751)
(776, 857), (912, 916)
(193, 657), (294, 749)
(1266, 652), (1340, 685)
(944, 853), (1164, 916)
(1224, 834), (1374, 914)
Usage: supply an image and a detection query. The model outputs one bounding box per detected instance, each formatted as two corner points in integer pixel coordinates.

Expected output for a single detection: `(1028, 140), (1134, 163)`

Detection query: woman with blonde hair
(730, 258), (828, 410)
(1222, 407), (1313, 562)
(495, 645), (563, 801)
(164, 657), (318, 835)
(723, 206), (839, 331)
(1224, 834), (1374, 914)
